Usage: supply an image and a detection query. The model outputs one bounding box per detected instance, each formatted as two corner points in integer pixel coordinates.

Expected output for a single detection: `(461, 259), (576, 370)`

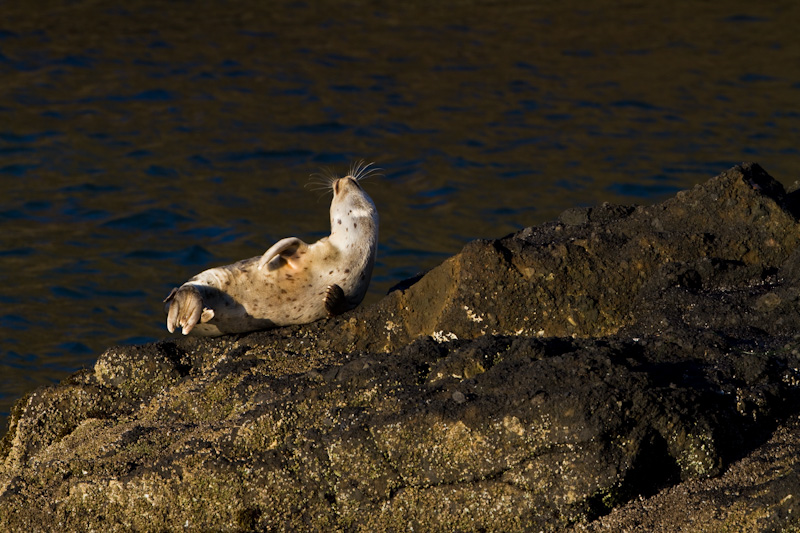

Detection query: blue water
(2, 0), (800, 431)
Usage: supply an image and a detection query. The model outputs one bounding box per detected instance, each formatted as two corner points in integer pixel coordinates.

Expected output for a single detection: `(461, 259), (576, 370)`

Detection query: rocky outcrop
(3, 162), (800, 531)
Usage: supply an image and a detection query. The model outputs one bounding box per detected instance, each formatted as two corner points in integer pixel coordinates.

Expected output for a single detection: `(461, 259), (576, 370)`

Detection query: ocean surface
(2, 0), (799, 430)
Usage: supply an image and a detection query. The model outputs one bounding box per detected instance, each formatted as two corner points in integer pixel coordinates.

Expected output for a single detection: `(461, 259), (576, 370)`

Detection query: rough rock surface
(3, 162), (800, 531)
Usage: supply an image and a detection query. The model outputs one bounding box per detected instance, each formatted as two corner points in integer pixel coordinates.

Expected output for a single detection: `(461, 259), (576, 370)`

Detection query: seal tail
(164, 285), (206, 335)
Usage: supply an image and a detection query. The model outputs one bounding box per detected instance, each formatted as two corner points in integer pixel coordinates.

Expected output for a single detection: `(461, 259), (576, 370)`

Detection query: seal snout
(333, 176), (361, 197)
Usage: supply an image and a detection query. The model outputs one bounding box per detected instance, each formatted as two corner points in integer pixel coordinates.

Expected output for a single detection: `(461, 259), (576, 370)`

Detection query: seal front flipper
(257, 237), (310, 271)
(324, 283), (350, 316)
(164, 284), (208, 335)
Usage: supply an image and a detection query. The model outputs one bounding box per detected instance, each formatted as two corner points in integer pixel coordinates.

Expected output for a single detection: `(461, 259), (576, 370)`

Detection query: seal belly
(191, 251), (331, 332)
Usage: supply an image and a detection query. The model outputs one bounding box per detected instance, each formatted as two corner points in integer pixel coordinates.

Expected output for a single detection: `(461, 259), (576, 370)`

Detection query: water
(1, 0), (799, 430)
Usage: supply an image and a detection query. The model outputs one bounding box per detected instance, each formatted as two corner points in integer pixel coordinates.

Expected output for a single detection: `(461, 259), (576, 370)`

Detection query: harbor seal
(164, 161), (380, 336)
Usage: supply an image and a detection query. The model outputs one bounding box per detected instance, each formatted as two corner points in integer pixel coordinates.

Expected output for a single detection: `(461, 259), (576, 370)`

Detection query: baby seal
(164, 162), (380, 336)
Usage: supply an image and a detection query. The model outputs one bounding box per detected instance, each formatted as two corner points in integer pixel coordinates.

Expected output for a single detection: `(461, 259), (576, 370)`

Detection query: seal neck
(328, 178), (378, 244)
(329, 205), (378, 243)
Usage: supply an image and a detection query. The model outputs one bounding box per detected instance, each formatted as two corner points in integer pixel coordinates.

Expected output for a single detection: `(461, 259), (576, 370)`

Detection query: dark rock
(2, 163), (800, 531)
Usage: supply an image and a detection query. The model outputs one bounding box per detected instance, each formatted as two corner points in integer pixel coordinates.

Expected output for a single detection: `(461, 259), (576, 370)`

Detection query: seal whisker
(357, 166), (383, 181)
(350, 160), (383, 181)
(349, 160), (363, 178)
(306, 167), (338, 193)
(351, 160), (371, 179)
(305, 180), (335, 192)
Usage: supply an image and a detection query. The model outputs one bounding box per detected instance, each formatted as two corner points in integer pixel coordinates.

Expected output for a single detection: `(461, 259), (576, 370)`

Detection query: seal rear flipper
(258, 237), (310, 271)
(165, 284), (205, 335)
(324, 283), (350, 316)
(163, 287), (178, 303)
